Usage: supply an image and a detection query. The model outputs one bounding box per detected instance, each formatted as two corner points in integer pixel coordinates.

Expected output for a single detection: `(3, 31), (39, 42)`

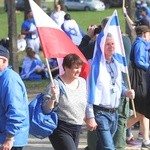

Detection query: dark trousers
(11, 147), (23, 150)
(114, 98), (129, 150)
(49, 120), (82, 150)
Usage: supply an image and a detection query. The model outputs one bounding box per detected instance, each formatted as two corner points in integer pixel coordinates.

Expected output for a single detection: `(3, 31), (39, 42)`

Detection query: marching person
(127, 25), (150, 149)
(0, 45), (29, 150)
(85, 33), (135, 150)
(42, 53), (87, 150)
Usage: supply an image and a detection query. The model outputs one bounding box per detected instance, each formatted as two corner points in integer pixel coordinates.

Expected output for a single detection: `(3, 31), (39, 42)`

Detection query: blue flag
(88, 10), (128, 105)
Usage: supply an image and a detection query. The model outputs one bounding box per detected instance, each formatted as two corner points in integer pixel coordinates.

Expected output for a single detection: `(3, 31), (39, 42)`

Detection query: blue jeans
(94, 106), (118, 150)
(49, 120), (82, 150)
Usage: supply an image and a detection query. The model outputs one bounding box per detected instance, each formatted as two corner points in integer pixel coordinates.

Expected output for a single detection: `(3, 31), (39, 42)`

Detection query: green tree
(24, 0), (42, 19)
(125, 0), (136, 42)
(6, 0), (18, 72)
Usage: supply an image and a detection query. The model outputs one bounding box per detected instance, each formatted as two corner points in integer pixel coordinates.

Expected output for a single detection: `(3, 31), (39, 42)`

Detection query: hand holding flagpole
(28, 0), (89, 104)
(126, 72), (137, 118)
(45, 58), (58, 108)
(45, 58), (55, 86)
(28, 0), (89, 80)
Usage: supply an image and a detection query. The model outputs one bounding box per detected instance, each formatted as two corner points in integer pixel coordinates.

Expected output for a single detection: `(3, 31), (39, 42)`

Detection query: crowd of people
(1, 1), (150, 150)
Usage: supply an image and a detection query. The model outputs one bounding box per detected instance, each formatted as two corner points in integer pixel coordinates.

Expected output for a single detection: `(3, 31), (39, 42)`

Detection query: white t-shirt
(51, 11), (66, 27)
(17, 39), (26, 51)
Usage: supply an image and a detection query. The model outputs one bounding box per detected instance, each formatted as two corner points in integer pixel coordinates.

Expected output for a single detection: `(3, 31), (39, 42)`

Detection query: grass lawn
(0, 0), (126, 100)
(24, 79), (50, 100)
(0, 1), (125, 39)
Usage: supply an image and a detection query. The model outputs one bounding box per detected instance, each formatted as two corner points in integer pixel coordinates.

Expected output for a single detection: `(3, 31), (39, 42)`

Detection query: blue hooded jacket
(0, 67), (29, 146)
(130, 37), (150, 71)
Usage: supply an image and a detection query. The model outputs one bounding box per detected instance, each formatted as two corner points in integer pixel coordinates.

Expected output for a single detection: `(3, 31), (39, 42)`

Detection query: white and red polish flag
(29, 0), (89, 79)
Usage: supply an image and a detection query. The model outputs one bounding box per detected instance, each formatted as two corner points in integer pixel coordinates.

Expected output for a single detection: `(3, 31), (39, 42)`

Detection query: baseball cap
(0, 45), (9, 59)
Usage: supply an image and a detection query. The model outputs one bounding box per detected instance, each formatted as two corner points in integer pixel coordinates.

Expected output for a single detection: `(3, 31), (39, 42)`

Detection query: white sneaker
(141, 142), (150, 150)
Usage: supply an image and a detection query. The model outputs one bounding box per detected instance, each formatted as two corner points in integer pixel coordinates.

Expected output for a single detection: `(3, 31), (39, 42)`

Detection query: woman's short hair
(62, 53), (83, 69)
(26, 47), (35, 57)
(135, 25), (150, 35)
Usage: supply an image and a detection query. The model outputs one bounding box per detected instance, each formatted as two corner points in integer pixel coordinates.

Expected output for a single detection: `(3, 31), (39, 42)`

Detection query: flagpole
(126, 69), (137, 118)
(45, 58), (55, 86)
(123, 0), (125, 8)
(123, 0), (136, 118)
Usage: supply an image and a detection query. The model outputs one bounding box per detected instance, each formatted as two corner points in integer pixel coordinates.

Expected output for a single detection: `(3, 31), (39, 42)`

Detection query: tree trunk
(7, 0), (18, 72)
(24, 0), (30, 20)
(126, 0), (136, 42)
(58, 0), (65, 10)
(24, 0), (42, 20)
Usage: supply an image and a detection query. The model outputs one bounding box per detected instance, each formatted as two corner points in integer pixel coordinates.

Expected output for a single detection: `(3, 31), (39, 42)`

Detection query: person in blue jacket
(21, 10), (40, 54)
(128, 25), (150, 149)
(0, 45), (29, 150)
(135, 2), (150, 20)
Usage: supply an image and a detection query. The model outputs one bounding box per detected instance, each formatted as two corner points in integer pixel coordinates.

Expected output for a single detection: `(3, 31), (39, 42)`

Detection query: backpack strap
(51, 76), (66, 111)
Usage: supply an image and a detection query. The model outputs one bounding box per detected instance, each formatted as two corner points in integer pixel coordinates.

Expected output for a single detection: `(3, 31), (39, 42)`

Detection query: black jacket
(78, 35), (95, 60)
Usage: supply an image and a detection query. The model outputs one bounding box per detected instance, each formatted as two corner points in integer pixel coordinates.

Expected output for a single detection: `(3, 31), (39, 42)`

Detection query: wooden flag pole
(126, 71), (137, 118)
(123, 0), (136, 118)
(45, 58), (55, 86)
(123, 0), (125, 8)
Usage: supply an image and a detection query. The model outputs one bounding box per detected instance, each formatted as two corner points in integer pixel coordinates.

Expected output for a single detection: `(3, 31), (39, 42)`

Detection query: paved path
(24, 126), (143, 150)
(24, 134), (86, 150)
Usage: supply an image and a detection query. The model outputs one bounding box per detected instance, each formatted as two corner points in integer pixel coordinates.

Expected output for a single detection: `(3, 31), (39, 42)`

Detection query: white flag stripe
(29, 0), (61, 29)
(88, 10), (127, 105)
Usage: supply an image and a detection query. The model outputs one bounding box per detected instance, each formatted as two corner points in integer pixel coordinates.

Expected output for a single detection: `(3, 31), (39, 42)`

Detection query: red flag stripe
(29, 0), (89, 78)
